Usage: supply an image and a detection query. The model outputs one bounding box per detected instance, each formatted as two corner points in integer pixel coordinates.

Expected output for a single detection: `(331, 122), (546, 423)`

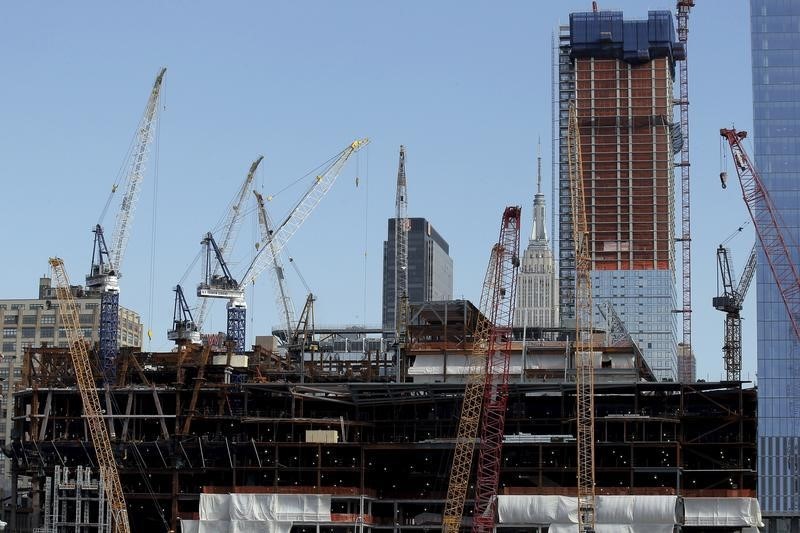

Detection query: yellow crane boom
(49, 257), (130, 533)
(567, 100), (596, 532)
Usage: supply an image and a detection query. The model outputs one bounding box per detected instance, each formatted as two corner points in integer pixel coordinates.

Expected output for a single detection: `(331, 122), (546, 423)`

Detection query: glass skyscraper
(752, 0), (800, 528)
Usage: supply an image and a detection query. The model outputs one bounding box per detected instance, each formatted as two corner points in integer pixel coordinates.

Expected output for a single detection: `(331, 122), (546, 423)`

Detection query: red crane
(472, 206), (522, 533)
(720, 128), (800, 341)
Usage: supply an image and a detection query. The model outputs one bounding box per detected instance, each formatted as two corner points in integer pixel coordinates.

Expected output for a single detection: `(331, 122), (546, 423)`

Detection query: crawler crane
(50, 258), (130, 533)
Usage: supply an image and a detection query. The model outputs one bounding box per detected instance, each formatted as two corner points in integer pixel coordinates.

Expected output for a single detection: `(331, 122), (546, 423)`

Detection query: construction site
(3, 2), (799, 533)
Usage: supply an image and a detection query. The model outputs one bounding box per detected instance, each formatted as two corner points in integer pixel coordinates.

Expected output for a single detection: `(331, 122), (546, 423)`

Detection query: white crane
(195, 156), (263, 329)
(197, 138), (369, 352)
(86, 67), (166, 381)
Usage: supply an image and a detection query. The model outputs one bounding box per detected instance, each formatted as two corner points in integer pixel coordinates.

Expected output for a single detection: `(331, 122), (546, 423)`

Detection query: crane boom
(50, 258), (130, 533)
(109, 67), (167, 271)
(254, 190), (297, 341)
(568, 100), (596, 532)
(721, 128), (800, 341)
(441, 244), (499, 533)
(472, 206), (522, 533)
(196, 156), (263, 329)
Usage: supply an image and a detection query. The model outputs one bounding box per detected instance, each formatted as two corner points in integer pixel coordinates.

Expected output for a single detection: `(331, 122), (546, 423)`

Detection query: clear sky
(0, 1), (756, 382)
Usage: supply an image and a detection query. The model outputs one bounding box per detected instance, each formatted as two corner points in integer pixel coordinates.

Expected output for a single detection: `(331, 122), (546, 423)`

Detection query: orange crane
(568, 100), (596, 532)
(50, 258), (130, 533)
(720, 128), (800, 341)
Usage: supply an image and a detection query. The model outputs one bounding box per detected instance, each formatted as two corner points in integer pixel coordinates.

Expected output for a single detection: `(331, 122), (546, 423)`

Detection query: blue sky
(0, 1), (756, 381)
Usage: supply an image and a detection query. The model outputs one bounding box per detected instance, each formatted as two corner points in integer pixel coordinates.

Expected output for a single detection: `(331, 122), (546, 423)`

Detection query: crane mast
(720, 128), (800, 341)
(196, 156), (263, 329)
(568, 100), (596, 532)
(394, 146), (410, 375)
(197, 138), (369, 353)
(50, 258), (130, 533)
(472, 206), (521, 533)
(676, 0), (694, 363)
(254, 190), (297, 344)
(86, 67), (166, 381)
(714, 245), (756, 381)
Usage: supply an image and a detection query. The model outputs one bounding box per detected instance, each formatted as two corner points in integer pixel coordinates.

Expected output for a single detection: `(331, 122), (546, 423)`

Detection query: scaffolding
(38, 466), (111, 533)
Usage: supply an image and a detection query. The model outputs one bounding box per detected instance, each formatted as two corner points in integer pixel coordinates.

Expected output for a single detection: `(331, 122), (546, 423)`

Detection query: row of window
(0, 302), (98, 311)
(2, 327), (93, 339)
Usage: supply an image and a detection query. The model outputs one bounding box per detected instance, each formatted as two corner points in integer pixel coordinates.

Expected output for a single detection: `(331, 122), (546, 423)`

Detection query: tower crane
(568, 100), (596, 532)
(714, 245), (756, 381)
(50, 258), (131, 533)
(168, 284), (201, 345)
(472, 206), (521, 533)
(253, 190), (297, 344)
(195, 156), (264, 329)
(720, 128), (800, 342)
(86, 67), (166, 381)
(394, 146), (410, 379)
(197, 138), (369, 353)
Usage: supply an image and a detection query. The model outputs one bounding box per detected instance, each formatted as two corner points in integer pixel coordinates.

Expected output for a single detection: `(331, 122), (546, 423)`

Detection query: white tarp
(498, 495), (678, 532)
(199, 494), (231, 520)
(683, 497), (763, 527)
(190, 494), (330, 533)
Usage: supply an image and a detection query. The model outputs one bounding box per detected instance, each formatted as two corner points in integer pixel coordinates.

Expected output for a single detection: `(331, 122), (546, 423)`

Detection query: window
(40, 315), (55, 325)
(1, 343), (14, 352)
(79, 314), (94, 325)
(10, 304), (22, 310)
(2, 329), (16, 339)
(21, 328), (35, 339)
(28, 304), (43, 310)
(84, 303), (98, 310)
(3, 316), (17, 325)
(22, 315), (36, 325)
(39, 327), (54, 338)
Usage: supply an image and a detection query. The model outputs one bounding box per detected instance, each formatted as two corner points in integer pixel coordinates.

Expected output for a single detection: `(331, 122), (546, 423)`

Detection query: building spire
(532, 138), (548, 243)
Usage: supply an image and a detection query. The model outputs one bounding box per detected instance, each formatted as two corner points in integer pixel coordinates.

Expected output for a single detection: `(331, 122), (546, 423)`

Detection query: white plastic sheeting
(184, 493), (331, 533)
(408, 354), (521, 375)
(683, 497), (763, 528)
(498, 495), (678, 532)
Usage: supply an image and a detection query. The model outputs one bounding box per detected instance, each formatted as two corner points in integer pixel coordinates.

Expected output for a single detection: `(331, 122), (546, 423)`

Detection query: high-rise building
(0, 277), (142, 494)
(557, 9), (683, 381)
(751, 0), (800, 526)
(382, 218), (453, 333)
(677, 342), (696, 383)
(515, 142), (559, 329)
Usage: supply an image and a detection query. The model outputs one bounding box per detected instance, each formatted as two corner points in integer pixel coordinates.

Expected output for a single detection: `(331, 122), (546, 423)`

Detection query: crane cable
(360, 147), (370, 327)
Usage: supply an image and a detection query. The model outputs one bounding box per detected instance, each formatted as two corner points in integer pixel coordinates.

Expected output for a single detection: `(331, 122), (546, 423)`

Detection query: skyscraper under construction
(558, 8), (685, 381)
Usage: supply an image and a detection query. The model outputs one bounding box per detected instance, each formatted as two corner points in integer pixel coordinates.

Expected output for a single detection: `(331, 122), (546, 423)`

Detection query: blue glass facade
(751, 0), (800, 522)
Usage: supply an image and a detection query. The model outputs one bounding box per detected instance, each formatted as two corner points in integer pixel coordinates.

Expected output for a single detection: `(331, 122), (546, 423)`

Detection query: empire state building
(514, 142), (559, 329)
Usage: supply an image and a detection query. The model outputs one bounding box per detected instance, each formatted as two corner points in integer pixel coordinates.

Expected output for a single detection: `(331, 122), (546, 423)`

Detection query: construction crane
(442, 208), (520, 533)
(394, 146), (410, 378)
(568, 100), (596, 532)
(253, 190), (297, 344)
(676, 0), (695, 368)
(472, 206), (522, 533)
(196, 156), (263, 329)
(720, 128), (800, 341)
(714, 245), (756, 381)
(50, 258), (130, 533)
(86, 68), (166, 381)
(168, 284), (201, 345)
(197, 138), (369, 353)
